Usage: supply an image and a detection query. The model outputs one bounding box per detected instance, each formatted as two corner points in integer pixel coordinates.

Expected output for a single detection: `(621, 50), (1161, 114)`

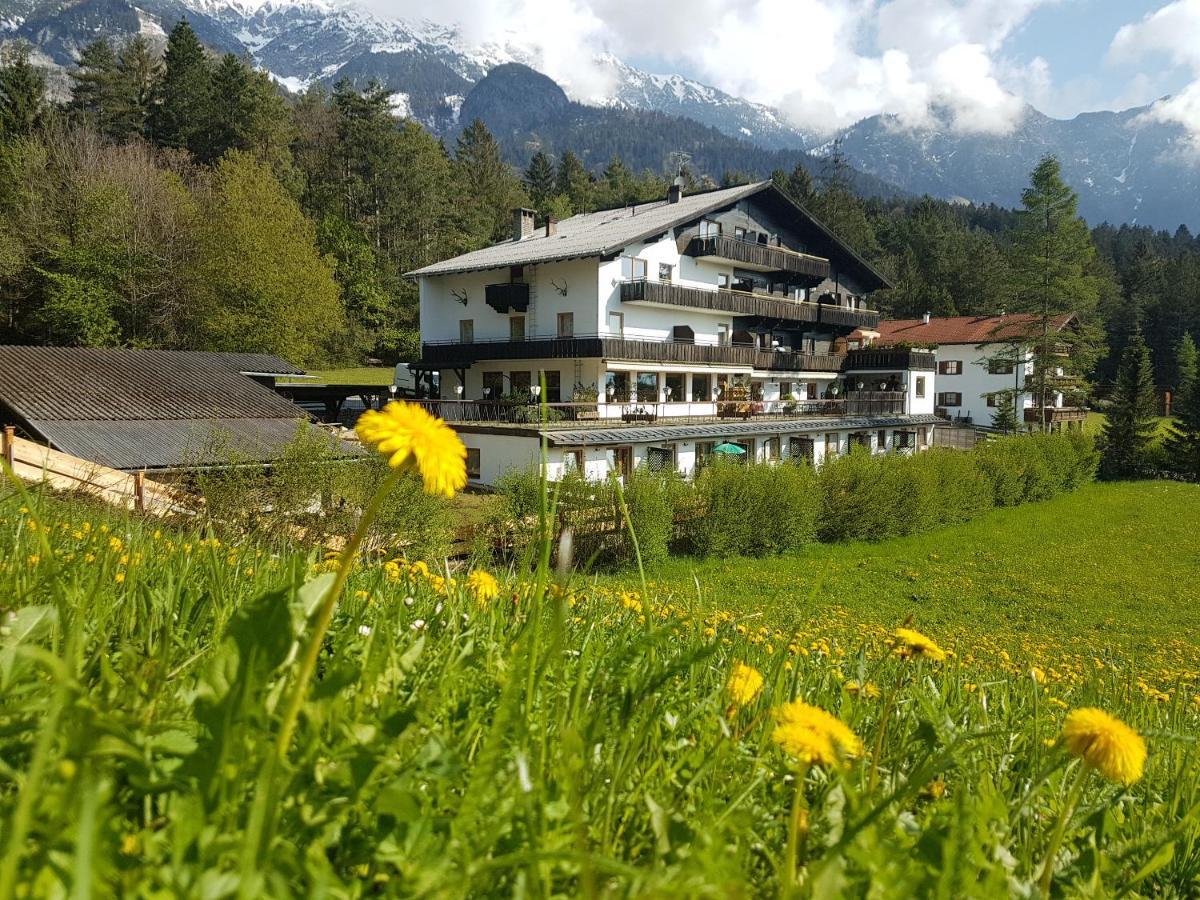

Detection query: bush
(692, 458), (820, 557)
(191, 426), (452, 558)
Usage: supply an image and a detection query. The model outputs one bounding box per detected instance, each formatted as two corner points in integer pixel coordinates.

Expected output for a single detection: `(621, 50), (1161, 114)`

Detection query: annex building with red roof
(849, 313), (1085, 430)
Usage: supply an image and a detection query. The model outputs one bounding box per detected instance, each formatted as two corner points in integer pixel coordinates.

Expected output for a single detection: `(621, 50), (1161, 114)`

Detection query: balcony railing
(410, 394), (906, 427)
(684, 234), (831, 280)
(485, 282), (530, 314)
(618, 279), (880, 330)
(844, 348), (937, 371)
(1023, 406), (1088, 425)
(421, 334), (846, 373)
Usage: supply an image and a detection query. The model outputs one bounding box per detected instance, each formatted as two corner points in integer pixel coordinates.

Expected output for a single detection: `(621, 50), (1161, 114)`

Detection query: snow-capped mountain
(831, 104), (1200, 231)
(0, 0), (815, 147)
(592, 54), (813, 152)
(4, 0), (1200, 228)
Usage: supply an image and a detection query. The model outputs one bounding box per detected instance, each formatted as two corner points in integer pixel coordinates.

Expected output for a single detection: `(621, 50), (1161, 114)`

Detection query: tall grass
(0, 469), (1196, 896)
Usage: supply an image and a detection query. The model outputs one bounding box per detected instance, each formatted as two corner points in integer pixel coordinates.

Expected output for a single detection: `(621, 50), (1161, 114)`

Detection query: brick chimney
(512, 208), (536, 241)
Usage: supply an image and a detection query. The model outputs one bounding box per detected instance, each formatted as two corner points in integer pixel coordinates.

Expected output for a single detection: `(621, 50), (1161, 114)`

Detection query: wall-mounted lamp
(455, 384), (464, 397)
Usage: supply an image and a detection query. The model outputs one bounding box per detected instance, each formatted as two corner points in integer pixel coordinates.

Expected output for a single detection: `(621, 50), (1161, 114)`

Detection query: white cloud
(364, 0), (1055, 135)
(1108, 0), (1200, 151)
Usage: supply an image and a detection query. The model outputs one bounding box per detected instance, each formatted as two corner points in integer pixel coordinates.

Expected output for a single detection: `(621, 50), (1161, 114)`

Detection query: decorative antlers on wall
(550, 279), (568, 296)
(451, 288), (469, 305)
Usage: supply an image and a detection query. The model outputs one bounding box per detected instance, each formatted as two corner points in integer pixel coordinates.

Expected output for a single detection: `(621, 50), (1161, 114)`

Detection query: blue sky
(1006, 0), (1191, 116)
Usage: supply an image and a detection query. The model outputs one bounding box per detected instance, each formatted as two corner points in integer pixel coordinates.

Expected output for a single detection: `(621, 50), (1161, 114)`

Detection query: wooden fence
(2, 427), (194, 517)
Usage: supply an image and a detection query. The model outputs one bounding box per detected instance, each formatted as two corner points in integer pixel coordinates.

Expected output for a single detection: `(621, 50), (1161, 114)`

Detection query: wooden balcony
(421, 335), (846, 372)
(620, 279), (821, 324)
(685, 234), (831, 279)
(1024, 406), (1088, 425)
(844, 348), (937, 371)
(485, 282), (530, 314)
(619, 280), (879, 329)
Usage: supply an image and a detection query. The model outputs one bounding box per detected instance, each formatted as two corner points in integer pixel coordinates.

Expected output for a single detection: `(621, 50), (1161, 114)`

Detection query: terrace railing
(411, 392), (906, 427)
(684, 234), (831, 280)
(421, 334), (846, 373)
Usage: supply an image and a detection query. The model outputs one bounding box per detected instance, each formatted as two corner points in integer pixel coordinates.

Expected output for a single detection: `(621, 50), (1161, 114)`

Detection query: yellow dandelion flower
(893, 627), (947, 662)
(726, 662), (764, 708)
(771, 700), (862, 768)
(466, 570), (500, 606)
(356, 401), (467, 498)
(1060, 708), (1146, 786)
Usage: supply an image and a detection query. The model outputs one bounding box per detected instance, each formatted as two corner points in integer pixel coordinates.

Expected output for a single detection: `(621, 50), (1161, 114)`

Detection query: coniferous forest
(1, 21), (1200, 403)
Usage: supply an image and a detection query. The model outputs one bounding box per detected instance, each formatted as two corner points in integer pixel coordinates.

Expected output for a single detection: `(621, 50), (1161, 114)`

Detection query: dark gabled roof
(0, 346), (320, 470)
(862, 313), (1077, 346)
(410, 181), (892, 291)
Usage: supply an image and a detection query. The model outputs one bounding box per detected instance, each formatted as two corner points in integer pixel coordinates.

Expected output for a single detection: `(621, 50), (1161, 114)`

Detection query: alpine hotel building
(410, 181), (941, 487)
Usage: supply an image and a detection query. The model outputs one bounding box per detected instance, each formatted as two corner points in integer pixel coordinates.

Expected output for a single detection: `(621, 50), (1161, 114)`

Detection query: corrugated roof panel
(30, 418), (329, 470)
(0, 347), (307, 422)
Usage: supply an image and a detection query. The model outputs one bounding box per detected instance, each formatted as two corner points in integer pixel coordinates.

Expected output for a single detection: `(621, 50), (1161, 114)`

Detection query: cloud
(363, 0), (1054, 136)
(1108, 0), (1200, 152)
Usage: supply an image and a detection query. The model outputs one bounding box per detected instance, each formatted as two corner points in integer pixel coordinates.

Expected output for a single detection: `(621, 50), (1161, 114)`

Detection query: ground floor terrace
(436, 412), (940, 487)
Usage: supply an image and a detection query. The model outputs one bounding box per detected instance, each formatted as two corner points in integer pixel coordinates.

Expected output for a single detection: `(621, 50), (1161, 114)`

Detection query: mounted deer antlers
(550, 279), (568, 296)
(450, 288), (469, 305)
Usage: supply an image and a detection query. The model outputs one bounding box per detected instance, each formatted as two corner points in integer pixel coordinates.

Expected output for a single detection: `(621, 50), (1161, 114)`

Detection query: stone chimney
(922, 311), (931, 325)
(512, 208), (536, 241)
(545, 216), (557, 236)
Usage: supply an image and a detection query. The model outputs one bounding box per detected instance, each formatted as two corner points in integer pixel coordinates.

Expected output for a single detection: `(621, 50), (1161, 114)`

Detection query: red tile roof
(853, 313), (1075, 346)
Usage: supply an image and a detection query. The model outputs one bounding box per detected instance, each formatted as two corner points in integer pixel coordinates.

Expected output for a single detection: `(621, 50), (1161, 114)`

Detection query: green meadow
(0, 479), (1197, 896)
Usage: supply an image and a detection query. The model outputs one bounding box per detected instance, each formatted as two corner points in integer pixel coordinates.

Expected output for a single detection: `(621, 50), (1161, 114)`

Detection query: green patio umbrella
(712, 442), (747, 455)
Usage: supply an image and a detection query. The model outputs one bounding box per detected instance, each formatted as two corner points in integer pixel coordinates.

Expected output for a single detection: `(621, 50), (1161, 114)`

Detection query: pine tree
(1100, 331), (1158, 479)
(111, 36), (159, 140)
(555, 150), (592, 214)
(1164, 332), (1200, 479)
(782, 160), (811, 207)
(151, 21), (212, 156)
(524, 151), (556, 218)
(452, 119), (526, 245)
(69, 40), (120, 134)
(988, 389), (1020, 434)
(1010, 155), (1100, 430)
(203, 54), (292, 167)
(0, 44), (46, 137)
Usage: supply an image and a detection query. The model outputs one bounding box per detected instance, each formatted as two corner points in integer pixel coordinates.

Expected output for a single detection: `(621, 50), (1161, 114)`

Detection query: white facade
(413, 187), (938, 487)
(456, 422), (934, 488)
(926, 343), (1062, 428)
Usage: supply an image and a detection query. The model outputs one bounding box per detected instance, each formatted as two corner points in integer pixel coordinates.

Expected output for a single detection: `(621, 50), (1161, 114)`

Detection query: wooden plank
(10, 436), (195, 516)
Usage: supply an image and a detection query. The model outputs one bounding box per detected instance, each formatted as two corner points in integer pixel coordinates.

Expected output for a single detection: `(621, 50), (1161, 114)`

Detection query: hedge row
(491, 431), (1099, 568)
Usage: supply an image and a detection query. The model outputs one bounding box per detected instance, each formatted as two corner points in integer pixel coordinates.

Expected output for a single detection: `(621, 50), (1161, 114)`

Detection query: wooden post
(134, 470), (146, 514)
(2, 425), (13, 469)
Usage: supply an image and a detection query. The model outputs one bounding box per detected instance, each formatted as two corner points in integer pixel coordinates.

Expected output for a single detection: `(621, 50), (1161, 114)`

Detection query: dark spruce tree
(111, 36), (159, 140)
(150, 21), (212, 157)
(1100, 331), (1158, 479)
(1164, 332), (1200, 479)
(0, 44), (46, 137)
(68, 40), (120, 135)
(524, 151), (556, 218)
